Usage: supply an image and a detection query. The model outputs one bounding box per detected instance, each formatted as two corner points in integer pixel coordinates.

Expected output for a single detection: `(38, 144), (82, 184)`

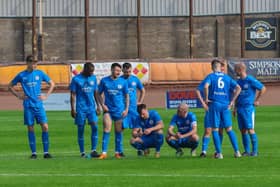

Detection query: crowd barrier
(1, 58), (279, 90)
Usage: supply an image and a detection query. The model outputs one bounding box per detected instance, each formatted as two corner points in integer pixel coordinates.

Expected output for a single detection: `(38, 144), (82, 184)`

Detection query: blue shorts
(122, 110), (138, 129)
(75, 109), (98, 125)
(141, 133), (164, 148)
(208, 102), (232, 129)
(24, 106), (47, 126)
(178, 137), (196, 148)
(237, 105), (255, 130)
(104, 111), (123, 121)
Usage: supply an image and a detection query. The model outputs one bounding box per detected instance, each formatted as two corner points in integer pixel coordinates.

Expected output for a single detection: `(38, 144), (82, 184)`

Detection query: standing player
(70, 62), (101, 158)
(121, 62), (145, 129)
(204, 59), (241, 159)
(197, 61), (226, 157)
(234, 62), (266, 156)
(130, 104), (164, 158)
(97, 63), (129, 159)
(166, 103), (199, 157)
(8, 55), (55, 159)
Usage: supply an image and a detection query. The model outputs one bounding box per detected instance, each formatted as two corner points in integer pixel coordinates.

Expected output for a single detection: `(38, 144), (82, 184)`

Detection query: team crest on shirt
(186, 120), (190, 124)
(35, 76), (39, 80)
(149, 120), (154, 125)
(244, 84), (249, 89)
(89, 81), (94, 85)
(117, 84), (123, 89)
(132, 82), (136, 86)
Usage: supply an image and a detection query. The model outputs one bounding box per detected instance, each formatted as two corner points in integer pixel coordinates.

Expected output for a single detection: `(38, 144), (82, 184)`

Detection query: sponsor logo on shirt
(117, 84), (123, 89)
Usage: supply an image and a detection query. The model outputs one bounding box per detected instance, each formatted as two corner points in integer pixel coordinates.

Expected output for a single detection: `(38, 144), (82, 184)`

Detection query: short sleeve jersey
(134, 110), (162, 132)
(98, 76), (128, 114)
(69, 74), (98, 112)
(11, 69), (51, 108)
(204, 72), (238, 105)
(169, 112), (197, 134)
(120, 75), (144, 113)
(236, 75), (264, 107)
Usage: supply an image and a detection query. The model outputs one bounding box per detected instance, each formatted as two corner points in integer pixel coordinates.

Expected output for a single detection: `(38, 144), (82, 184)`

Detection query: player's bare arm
(70, 91), (76, 118)
(8, 82), (27, 100)
(39, 80), (55, 100)
(122, 93), (129, 117)
(144, 121), (164, 135)
(254, 86), (266, 106)
(138, 88), (146, 104)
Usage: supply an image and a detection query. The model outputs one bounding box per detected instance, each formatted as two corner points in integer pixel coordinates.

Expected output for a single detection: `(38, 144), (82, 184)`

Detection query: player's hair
(211, 59), (221, 70)
(122, 62), (132, 70)
(26, 55), (36, 63)
(83, 62), (95, 77)
(111, 63), (122, 70)
(234, 62), (246, 71)
(137, 103), (147, 114)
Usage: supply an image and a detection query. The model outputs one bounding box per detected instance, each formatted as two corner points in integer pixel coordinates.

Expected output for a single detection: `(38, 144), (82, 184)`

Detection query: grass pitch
(0, 106), (279, 187)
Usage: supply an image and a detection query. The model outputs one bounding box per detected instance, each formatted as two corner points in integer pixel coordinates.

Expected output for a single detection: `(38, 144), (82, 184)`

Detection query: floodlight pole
(85, 0), (89, 60)
(137, 0), (142, 58)
(189, 0), (193, 58)
(38, 0), (44, 61)
(240, 0), (245, 58)
(32, 0), (37, 60)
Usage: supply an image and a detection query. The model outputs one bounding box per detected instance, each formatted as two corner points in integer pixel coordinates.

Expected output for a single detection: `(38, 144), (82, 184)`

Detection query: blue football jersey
(120, 75), (144, 113)
(134, 110), (162, 131)
(204, 72), (238, 105)
(11, 69), (51, 108)
(236, 75), (264, 107)
(98, 76), (128, 114)
(69, 74), (98, 112)
(169, 112), (197, 134)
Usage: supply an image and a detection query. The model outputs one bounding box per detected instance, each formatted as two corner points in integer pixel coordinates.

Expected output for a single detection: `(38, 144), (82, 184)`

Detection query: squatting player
(130, 104), (164, 158)
(166, 103), (199, 157)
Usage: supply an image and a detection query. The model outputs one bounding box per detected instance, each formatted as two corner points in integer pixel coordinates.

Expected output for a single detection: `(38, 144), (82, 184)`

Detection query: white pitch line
(0, 173), (279, 178)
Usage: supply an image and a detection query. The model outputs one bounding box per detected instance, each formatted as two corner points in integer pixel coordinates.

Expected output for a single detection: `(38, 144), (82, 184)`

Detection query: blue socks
(227, 130), (239, 152)
(212, 130), (221, 153)
(102, 132), (110, 153)
(242, 133), (250, 153)
(131, 142), (144, 150)
(28, 131), (36, 153)
(115, 132), (123, 153)
(201, 136), (210, 153)
(167, 139), (180, 150)
(42, 131), (49, 153)
(155, 134), (164, 152)
(91, 125), (98, 151)
(250, 133), (258, 153)
(77, 125), (85, 153)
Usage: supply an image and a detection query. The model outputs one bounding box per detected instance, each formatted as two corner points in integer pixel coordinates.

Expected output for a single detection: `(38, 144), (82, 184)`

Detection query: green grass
(0, 106), (280, 187)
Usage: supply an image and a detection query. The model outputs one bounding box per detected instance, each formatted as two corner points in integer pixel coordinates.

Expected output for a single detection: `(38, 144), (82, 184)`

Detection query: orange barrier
(0, 65), (70, 85)
(150, 62), (212, 82)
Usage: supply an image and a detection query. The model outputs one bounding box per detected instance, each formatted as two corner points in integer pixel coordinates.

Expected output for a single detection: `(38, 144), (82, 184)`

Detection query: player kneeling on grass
(130, 104), (164, 158)
(166, 103), (199, 157)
